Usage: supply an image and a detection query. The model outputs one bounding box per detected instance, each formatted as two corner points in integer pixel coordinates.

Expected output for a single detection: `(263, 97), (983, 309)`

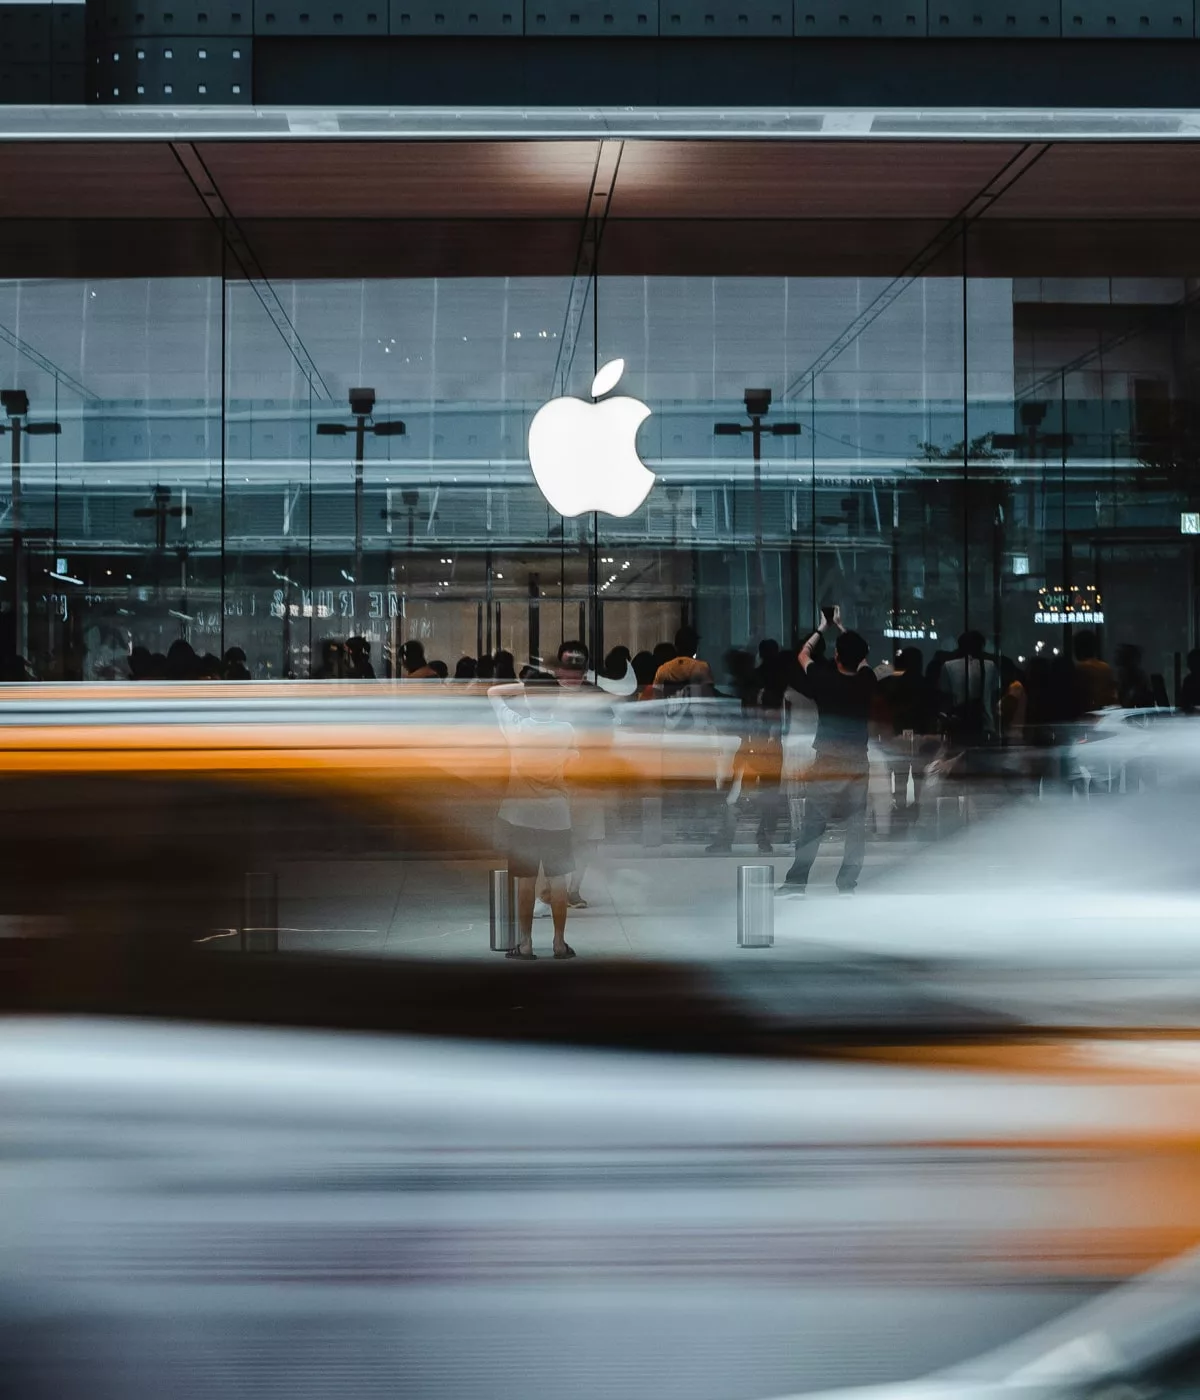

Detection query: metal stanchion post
(737, 864), (774, 948)
(242, 871), (279, 953)
(936, 793), (969, 838)
(490, 868), (518, 952)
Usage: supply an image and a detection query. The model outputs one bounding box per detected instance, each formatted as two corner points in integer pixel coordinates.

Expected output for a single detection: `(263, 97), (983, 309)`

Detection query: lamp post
(0, 390), (61, 660)
(714, 387), (801, 638)
(316, 388), (406, 586)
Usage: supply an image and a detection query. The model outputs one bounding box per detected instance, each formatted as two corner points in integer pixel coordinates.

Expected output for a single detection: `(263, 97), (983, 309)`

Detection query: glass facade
(2, 204), (1198, 689)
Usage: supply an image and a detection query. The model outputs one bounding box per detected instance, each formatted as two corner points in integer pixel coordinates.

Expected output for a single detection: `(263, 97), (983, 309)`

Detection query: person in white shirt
(937, 630), (999, 744)
(489, 678), (577, 960)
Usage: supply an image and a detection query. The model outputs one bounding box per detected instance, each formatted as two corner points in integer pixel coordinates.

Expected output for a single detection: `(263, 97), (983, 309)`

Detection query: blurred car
(4, 1015), (1200, 1400)
(776, 709), (1200, 1026)
(783, 1232), (1200, 1400)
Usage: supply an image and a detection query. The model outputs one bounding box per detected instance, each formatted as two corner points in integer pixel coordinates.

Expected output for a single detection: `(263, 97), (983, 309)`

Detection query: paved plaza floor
(273, 829), (929, 962)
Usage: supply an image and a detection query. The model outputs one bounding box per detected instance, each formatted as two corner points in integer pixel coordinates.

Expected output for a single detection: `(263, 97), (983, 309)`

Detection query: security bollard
(737, 864), (774, 948)
(242, 871), (279, 953)
(490, 868), (518, 952)
(936, 793), (968, 839)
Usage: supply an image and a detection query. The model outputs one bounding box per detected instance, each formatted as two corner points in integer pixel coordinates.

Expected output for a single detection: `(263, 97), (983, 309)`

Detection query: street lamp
(714, 387), (801, 637)
(316, 387), (406, 584)
(0, 390), (61, 659)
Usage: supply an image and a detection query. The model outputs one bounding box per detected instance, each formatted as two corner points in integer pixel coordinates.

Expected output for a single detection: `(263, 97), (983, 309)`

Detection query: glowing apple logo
(527, 358), (654, 517)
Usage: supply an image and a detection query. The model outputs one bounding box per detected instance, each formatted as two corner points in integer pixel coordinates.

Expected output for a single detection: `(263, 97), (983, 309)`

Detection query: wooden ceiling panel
(197, 140), (602, 219)
(244, 218), (583, 277)
(611, 141), (1025, 219)
(984, 144), (1200, 219)
(0, 143), (202, 219)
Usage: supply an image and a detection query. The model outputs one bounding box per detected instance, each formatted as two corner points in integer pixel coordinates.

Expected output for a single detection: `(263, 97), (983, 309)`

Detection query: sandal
(505, 947), (537, 961)
(553, 943), (577, 960)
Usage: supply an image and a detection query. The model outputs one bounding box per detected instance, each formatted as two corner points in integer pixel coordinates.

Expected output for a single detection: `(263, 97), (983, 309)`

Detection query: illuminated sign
(1183, 512), (1200, 535)
(1035, 585), (1103, 625)
(884, 609), (938, 641)
(527, 359), (654, 517)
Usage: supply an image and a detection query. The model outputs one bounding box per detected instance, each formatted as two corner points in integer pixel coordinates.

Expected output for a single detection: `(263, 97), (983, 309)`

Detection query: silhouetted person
(1180, 649), (1200, 714)
(493, 650), (516, 681)
(1116, 642), (1153, 709)
(400, 640), (436, 678)
(553, 641), (604, 909)
(631, 650), (657, 699)
(454, 656), (478, 681)
(755, 639), (788, 712)
(938, 630), (997, 745)
(0, 653), (31, 681)
(166, 639), (198, 680)
(147, 652), (168, 680)
(429, 659), (448, 679)
(489, 675), (577, 961)
(477, 653), (497, 682)
(346, 635), (376, 679)
(651, 640), (677, 673)
(199, 652), (223, 679)
(603, 646), (631, 681)
(780, 607), (875, 896)
(222, 646), (250, 680)
(725, 638), (787, 855)
(128, 645), (152, 681)
(312, 639), (344, 679)
(878, 645), (935, 824)
(1073, 629), (1118, 712)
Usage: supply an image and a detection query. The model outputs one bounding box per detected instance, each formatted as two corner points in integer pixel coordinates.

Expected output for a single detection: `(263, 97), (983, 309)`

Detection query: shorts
(496, 818), (575, 879)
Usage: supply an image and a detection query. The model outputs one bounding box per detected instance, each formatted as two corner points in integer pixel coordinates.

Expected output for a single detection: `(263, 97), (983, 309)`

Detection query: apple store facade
(5, 114), (1200, 684)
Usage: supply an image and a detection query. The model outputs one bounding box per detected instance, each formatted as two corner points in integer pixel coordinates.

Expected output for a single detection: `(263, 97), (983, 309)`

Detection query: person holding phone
(779, 605), (876, 897)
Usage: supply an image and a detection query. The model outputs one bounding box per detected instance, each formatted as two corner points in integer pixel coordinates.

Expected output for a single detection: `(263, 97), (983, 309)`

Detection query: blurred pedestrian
(312, 639), (345, 679)
(454, 656), (478, 681)
(937, 630), (998, 747)
(877, 645), (935, 825)
(1180, 648), (1200, 714)
(166, 639), (199, 681)
(1115, 642), (1153, 709)
(1073, 630), (1118, 712)
(346, 635), (376, 679)
(489, 676), (577, 960)
(780, 607), (875, 896)
(653, 625), (714, 717)
(632, 650), (657, 699)
(493, 650), (516, 681)
(222, 646), (250, 680)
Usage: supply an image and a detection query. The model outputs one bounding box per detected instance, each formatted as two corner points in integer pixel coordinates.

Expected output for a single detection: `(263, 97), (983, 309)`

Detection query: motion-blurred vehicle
(786, 1231), (1200, 1400)
(0, 679), (722, 1001)
(5, 1015), (1200, 1400)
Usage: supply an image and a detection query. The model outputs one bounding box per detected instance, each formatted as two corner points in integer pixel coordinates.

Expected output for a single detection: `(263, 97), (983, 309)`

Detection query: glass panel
(224, 274), (586, 678)
(0, 275), (222, 680)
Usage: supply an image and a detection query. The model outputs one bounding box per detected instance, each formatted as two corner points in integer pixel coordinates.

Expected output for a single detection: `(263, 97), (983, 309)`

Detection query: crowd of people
(126, 642), (251, 680)
(99, 616), (1195, 958)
